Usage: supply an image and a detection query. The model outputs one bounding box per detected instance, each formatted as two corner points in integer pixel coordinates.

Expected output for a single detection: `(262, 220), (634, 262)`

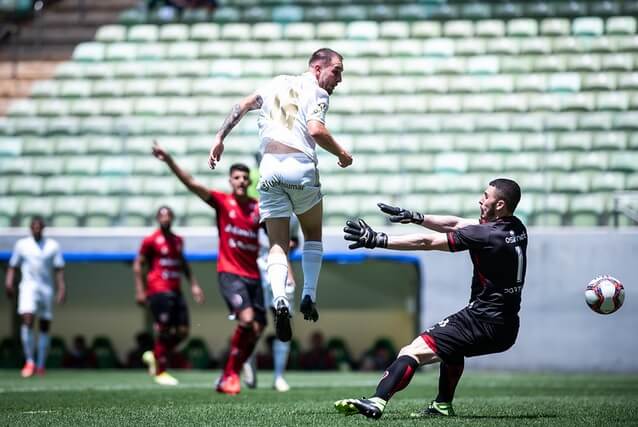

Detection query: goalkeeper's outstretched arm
(387, 233), (450, 252)
(343, 219), (450, 252)
(377, 203), (477, 232)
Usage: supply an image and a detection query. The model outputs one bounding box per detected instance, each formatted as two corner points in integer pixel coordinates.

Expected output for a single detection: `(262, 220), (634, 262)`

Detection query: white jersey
(9, 236), (64, 289)
(257, 72), (330, 163)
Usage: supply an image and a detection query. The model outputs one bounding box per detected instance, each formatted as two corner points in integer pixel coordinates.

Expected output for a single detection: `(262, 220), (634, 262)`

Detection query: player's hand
(337, 150), (353, 168)
(5, 283), (14, 299)
(152, 140), (169, 162)
(191, 282), (205, 304)
(377, 203), (424, 225)
(343, 218), (388, 250)
(135, 290), (146, 306)
(208, 138), (224, 170)
(56, 287), (66, 305)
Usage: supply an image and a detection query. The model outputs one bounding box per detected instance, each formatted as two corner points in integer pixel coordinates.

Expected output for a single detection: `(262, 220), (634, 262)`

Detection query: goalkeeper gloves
(343, 219), (388, 249)
(377, 203), (424, 225)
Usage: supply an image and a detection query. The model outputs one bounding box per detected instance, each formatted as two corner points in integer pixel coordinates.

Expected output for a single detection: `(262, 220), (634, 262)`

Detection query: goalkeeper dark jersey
(446, 216), (528, 323)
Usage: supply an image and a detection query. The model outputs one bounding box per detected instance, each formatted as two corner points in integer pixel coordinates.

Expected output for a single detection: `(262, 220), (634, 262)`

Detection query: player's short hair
(229, 163), (250, 175)
(308, 48), (343, 66)
(30, 215), (45, 227)
(489, 178), (521, 213)
(156, 205), (174, 217)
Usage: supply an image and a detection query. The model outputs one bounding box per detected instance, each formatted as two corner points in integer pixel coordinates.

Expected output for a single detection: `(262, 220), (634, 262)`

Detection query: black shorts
(421, 307), (519, 364)
(218, 272), (266, 326)
(147, 292), (189, 328)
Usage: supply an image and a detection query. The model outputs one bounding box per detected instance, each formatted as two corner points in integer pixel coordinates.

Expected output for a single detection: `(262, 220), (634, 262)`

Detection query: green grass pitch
(1, 370), (637, 426)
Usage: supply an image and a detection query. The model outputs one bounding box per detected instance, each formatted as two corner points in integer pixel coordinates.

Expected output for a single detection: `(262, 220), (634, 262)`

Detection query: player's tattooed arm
(209, 93), (262, 169)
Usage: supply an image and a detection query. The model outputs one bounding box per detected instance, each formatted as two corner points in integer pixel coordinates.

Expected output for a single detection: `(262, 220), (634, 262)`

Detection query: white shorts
(18, 283), (54, 320)
(258, 153), (322, 220)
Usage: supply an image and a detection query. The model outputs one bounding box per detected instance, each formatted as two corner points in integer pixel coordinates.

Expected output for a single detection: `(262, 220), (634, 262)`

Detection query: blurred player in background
(243, 215), (300, 392)
(335, 178), (527, 419)
(153, 142), (264, 395)
(208, 48), (353, 344)
(5, 216), (65, 378)
(134, 206), (204, 386)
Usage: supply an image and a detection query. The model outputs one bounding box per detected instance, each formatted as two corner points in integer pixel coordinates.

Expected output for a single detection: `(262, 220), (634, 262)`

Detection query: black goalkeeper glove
(377, 203), (424, 225)
(343, 219), (388, 250)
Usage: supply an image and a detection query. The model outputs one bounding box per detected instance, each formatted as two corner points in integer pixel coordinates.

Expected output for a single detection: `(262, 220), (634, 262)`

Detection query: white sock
(273, 339), (290, 379)
(37, 332), (50, 369)
(20, 325), (34, 363)
(267, 252), (289, 307)
(302, 241), (323, 302)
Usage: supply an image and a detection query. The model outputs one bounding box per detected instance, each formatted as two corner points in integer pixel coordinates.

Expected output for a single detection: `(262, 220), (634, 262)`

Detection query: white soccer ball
(585, 275), (625, 315)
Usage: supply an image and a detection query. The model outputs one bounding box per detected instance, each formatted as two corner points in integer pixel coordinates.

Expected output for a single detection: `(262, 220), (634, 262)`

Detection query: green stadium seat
(507, 18), (538, 36)
(569, 194), (606, 226)
(106, 43), (137, 61)
(127, 24), (158, 42)
(135, 43), (166, 61)
(379, 21), (409, 39)
(580, 112), (613, 130)
(428, 194), (462, 216)
(102, 98), (133, 116)
(545, 113), (577, 131)
(488, 133), (522, 152)
(73, 42), (105, 62)
(48, 117), (80, 135)
(95, 25), (126, 43)
(51, 196), (85, 227)
(411, 21), (441, 38)
(602, 53), (633, 71)
(99, 157), (133, 176)
(552, 172), (590, 193)
(609, 151), (638, 172)
(444, 20), (474, 38)
(493, 94), (527, 112)
(540, 18), (570, 35)
(345, 174), (379, 194)
(607, 17), (636, 35)
(42, 176), (76, 195)
(592, 132), (626, 150)
(9, 175), (43, 195)
(69, 98), (102, 116)
(433, 153), (468, 174)
(455, 134), (487, 152)
(31, 155), (64, 176)
(30, 80), (59, 98)
(557, 132), (592, 151)
(133, 97), (167, 116)
(190, 23), (220, 41)
(109, 176), (144, 196)
(124, 79), (156, 97)
(7, 99), (37, 116)
(158, 78), (192, 96)
(65, 156), (99, 175)
(583, 73), (616, 91)
(0, 196), (17, 226)
(85, 197), (120, 226)
(520, 37), (551, 55)
(22, 137), (52, 156)
(38, 99), (70, 117)
(591, 172), (625, 192)
(82, 116), (114, 135)
(85, 136), (122, 155)
(251, 22), (282, 41)
(573, 17), (604, 36)
(18, 198), (53, 226)
(472, 19), (503, 37)
(447, 174), (483, 193)
(614, 112), (638, 129)
(82, 62), (114, 79)
(544, 152), (573, 171)
(486, 37), (519, 55)
(504, 152), (540, 172)
(142, 177), (176, 196)
(12, 117), (47, 135)
(92, 80), (125, 98)
(596, 92), (629, 111)
(74, 176), (107, 196)
(185, 197), (215, 226)
(467, 153), (502, 173)
(561, 92), (596, 111)
(56, 137), (86, 155)
(60, 80), (92, 98)
(626, 173), (638, 190)
(159, 24), (189, 42)
(272, 4), (303, 22)
(113, 61), (146, 78)
(55, 62), (85, 80)
(575, 151), (610, 172)
(531, 193), (568, 226)
(167, 42), (199, 60)
(0, 136), (22, 156)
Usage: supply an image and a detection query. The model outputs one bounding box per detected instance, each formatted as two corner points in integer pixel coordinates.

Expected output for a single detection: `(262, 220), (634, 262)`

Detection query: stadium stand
(1, 0), (637, 227)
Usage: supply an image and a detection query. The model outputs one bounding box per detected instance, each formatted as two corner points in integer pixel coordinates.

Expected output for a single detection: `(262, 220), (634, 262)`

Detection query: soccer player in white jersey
(208, 48), (353, 342)
(5, 216), (66, 377)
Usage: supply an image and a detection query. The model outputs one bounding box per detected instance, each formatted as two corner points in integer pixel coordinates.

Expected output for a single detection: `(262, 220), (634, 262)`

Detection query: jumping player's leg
(296, 201), (323, 322)
(264, 217), (291, 308)
(335, 335), (440, 419)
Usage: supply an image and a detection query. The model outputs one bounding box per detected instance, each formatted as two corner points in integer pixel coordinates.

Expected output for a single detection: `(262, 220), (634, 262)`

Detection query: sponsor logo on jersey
(505, 230), (527, 244)
(224, 224), (257, 239)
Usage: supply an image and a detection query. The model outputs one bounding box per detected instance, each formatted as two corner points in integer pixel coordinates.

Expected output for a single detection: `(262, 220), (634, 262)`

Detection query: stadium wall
(1, 227), (636, 372)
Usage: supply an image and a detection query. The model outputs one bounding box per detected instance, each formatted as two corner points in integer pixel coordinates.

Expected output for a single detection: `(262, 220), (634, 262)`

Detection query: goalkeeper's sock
(301, 241), (323, 302)
(267, 252), (289, 306)
(20, 324), (35, 364)
(374, 355), (419, 401)
(436, 360), (464, 403)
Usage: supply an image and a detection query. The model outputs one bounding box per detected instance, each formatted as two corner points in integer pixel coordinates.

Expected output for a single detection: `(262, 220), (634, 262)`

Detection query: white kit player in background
(208, 48), (353, 342)
(243, 215), (300, 392)
(5, 216), (66, 378)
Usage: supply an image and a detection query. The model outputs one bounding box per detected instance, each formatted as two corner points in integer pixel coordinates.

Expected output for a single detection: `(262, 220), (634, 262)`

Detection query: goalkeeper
(335, 178), (527, 419)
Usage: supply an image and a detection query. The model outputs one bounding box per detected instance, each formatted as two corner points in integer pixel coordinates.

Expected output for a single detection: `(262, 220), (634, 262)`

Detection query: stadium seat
(597, 92), (629, 111)
(573, 17), (604, 36)
(609, 151), (638, 172)
(541, 18), (570, 35)
(544, 152), (574, 172)
(48, 117), (81, 135)
(56, 138), (86, 155)
(531, 193), (568, 226)
(32, 155), (64, 177)
(43, 175), (77, 196)
(505, 152), (540, 172)
(84, 62), (115, 79)
(9, 175), (42, 196)
(0, 196), (18, 226)
(37, 99), (70, 117)
(433, 153), (468, 174)
(51, 196), (86, 227)
(160, 24), (189, 42)
(55, 62), (85, 80)
(72, 42), (105, 62)
(475, 19), (505, 37)
(591, 172), (625, 192)
(607, 17), (637, 35)
(106, 43), (137, 62)
(95, 25), (127, 43)
(65, 156), (100, 175)
(18, 198), (53, 225)
(574, 152), (609, 171)
(185, 197), (215, 226)
(569, 194), (606, 226)
(507, 19), (538, 37)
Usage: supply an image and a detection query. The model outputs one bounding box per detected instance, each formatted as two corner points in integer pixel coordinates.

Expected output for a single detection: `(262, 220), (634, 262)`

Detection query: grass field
(1, 369), (637, 426)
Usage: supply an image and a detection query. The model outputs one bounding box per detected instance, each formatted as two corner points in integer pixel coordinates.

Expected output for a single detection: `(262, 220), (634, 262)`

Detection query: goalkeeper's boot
(334, 397), (386, 419)
(410, 400), (456, 418)
(142, 350), (156, 376)
(154, 371), (179, 386)
(299, 295), (319, 322)
(274, 299), (292, 342)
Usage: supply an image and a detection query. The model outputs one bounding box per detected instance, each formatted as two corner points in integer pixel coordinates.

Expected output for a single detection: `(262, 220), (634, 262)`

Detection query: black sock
(373, 355), (419, 401)
(435, 360), (465, 403)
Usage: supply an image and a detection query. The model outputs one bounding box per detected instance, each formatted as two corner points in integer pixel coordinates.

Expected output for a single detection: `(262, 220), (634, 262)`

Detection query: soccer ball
(585, 276), (625, 315)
